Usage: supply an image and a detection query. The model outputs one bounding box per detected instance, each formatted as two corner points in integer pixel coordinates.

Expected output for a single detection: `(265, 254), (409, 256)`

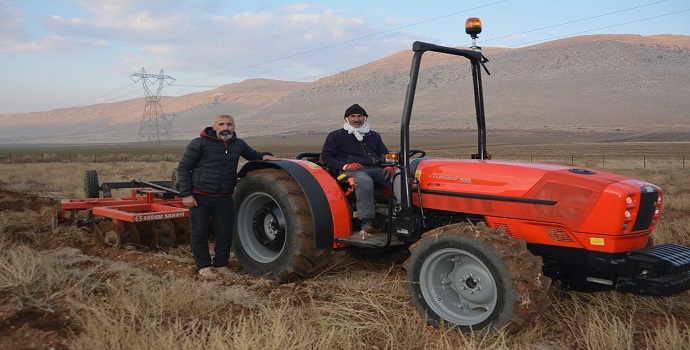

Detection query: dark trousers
(344, 166), (392, 220)
(189, 194), (234, 270)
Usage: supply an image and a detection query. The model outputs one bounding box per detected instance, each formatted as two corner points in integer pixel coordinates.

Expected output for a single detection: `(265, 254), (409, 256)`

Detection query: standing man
(321, 104), (397, 235)
(177, 114), (278, 279)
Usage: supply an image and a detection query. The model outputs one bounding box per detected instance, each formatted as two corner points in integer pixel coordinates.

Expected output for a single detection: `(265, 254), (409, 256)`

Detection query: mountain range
(1, 34), (688, 145)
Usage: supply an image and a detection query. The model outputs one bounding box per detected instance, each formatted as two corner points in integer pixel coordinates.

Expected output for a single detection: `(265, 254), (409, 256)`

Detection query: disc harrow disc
(134, 221), (157, 249)
(171, 218), (190, 245)
(98, 221), (122, 249)
(154, 220), (176, 248)
(103, 230), (122, 249)
(121, 222), (141, 247)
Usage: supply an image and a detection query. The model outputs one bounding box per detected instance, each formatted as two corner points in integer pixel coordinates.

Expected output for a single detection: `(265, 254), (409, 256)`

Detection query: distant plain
(2, 129), (689, 171)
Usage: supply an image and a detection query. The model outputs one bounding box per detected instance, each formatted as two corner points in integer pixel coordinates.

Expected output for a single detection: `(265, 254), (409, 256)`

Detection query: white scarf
(343, 121), (370, 141)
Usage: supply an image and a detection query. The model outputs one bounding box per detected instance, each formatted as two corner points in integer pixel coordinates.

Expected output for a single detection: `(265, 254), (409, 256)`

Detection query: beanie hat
(344, 104), (368, 118)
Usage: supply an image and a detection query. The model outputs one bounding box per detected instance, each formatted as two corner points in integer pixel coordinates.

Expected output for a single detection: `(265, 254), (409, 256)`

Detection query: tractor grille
(633, 187), (658, 231)
(545, 227), (574, 243)
(494, 223), (521, 238)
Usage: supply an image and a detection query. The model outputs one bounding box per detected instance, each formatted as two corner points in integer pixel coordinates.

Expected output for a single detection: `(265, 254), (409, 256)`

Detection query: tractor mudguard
(238, 160), (351, 249)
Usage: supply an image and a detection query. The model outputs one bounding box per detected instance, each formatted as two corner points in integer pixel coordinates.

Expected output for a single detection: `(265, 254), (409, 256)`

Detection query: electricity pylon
(130, 68), (175, 144)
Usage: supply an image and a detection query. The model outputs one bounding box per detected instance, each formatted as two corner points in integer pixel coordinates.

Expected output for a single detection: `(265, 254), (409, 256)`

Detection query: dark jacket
(177, 127), (270, 197)
(321, 128), (389, 170)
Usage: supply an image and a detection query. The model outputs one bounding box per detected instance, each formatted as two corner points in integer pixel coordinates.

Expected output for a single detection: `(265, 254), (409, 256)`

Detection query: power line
(172, 6), (690, 96)
(61, 1), (682, 116)
(70, 82), (138, 108)
(176, 1), (508, 85)
(481, 0), (670, 44)
(60, 2), (506, 110)
(502, 8), (690, 48)
(97, 6), (690, 113)
(103, 88), (144, 102)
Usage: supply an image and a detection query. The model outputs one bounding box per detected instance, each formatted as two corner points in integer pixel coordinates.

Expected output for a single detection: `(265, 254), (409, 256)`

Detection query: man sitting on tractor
(321, 104), (397, 235)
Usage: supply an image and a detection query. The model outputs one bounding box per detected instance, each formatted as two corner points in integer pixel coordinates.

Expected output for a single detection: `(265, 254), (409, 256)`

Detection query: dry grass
(0, 162), (178, 198)
(0, 242), (91, 313)
(63, 257), (549, 350)
(0, 141), (689, 349)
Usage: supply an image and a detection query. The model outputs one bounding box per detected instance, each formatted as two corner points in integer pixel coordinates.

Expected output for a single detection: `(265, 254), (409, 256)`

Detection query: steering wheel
(409, 149), (426, 159)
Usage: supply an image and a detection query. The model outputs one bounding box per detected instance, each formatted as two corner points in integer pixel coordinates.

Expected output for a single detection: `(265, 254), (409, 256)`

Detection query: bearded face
(217, 130), (233, 141)
(346, 113), (366, 128)
(213, 115), (235, 141)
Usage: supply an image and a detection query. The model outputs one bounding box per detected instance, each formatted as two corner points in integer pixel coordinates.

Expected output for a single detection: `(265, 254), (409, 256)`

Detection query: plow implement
(54, 170), (190, 249)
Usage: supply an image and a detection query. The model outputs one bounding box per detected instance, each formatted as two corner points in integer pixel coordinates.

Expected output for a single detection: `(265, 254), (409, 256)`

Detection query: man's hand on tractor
(262, 154), (280, 161)
(383, 166), (398, 180)
(344, 163), (363, 171)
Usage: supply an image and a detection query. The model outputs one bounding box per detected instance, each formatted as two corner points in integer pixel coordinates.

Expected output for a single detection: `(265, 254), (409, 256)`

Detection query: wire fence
(0, 153), (687, 169)
(0, 153), (181, 164)
(495, 154), (688, 169)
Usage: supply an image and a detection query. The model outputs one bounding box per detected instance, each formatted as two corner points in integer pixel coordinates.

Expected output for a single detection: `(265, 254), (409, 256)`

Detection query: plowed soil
(0, 187), (212, 349)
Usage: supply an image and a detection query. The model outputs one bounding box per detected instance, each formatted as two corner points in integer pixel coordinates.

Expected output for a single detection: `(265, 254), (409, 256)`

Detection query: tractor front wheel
(233, 168), (333, 283)
(403, 222), (551, 333)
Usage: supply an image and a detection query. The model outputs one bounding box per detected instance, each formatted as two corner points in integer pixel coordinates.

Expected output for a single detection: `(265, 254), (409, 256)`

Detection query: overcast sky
(1, 0), (688, 114)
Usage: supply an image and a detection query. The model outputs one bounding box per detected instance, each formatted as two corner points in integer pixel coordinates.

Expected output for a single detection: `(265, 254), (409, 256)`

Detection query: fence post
(94, 154), (97, 163)
(684, 156), (685, 168)
(571, 155), (574, 166)
(530, 155), (533, 162)
(643, 156), (646, 168)
(602, 155), (605, 167)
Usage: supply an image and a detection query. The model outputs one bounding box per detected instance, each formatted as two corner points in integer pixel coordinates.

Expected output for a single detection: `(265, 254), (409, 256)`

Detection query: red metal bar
(61, 198), (143, 211)
(92, 203), (188, 223)
(60, 189), (187, 223)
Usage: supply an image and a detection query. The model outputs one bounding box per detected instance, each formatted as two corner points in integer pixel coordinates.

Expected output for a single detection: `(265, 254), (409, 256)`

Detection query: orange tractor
(230, 18), (690, 332)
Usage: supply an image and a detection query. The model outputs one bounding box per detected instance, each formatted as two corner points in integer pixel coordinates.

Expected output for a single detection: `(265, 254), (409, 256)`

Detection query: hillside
(0, 34), (688, 144)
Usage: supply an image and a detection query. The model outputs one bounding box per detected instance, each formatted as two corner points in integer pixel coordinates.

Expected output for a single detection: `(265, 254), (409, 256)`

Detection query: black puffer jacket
(177, 127), (270, 197)
(321, 128), (389, 170)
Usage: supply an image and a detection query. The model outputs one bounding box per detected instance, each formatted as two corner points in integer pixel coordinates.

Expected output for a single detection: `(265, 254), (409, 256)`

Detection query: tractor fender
(238, 160), (351, 249)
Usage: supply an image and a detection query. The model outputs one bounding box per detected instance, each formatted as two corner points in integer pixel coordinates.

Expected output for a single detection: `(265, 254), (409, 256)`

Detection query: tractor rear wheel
(84, 169), (99, 198)
(403, 222), (551, 333)
(233, 168), (333, 283)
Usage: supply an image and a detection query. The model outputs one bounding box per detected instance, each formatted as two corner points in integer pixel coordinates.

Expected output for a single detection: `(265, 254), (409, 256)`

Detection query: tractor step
(336, 232), (406, 248)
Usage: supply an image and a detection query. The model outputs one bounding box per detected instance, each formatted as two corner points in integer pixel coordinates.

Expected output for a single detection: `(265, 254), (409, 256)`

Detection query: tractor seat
(293, 152), (388, 199)
(294, 152), (340, 178)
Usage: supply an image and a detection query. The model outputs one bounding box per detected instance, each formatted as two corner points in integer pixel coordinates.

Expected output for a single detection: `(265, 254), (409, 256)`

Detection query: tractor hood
(412, 159), (661, 234)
